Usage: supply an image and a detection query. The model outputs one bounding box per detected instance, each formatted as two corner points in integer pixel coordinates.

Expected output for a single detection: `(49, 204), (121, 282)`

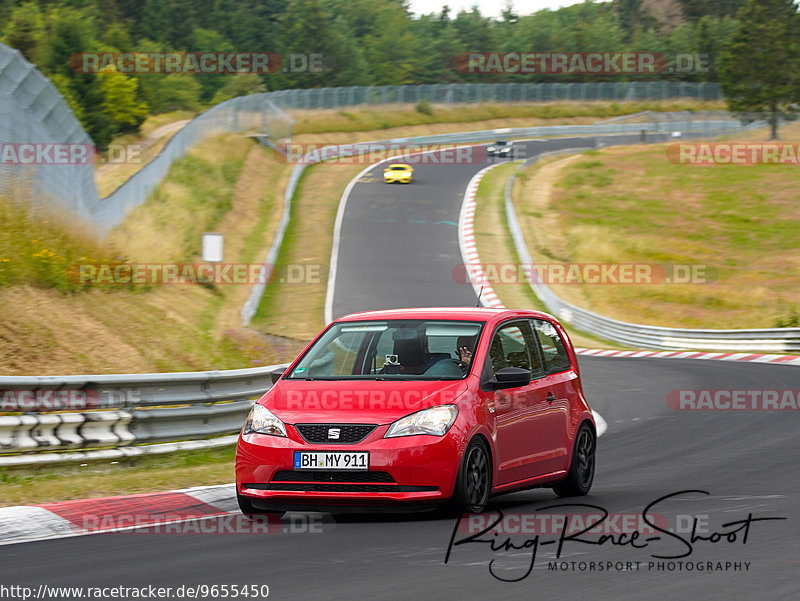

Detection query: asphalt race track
(331, 135), (629, 318)
(3, 136), (798, 600)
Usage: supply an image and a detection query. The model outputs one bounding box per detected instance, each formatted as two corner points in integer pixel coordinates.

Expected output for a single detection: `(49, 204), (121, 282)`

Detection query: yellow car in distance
(383, 163), (413, 184)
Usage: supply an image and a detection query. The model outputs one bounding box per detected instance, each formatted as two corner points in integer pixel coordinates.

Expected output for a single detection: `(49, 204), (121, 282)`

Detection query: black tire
(236, 490), (285, 520)
(450, 438), (492, 513)
(553, 423), (595, 497)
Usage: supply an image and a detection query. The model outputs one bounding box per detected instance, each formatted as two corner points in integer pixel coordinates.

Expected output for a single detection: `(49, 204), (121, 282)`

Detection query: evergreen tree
(718, 0), (800, 138)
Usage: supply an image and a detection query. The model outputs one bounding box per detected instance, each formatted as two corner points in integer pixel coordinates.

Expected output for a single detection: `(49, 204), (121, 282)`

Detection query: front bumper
(236, 424), (462, 509)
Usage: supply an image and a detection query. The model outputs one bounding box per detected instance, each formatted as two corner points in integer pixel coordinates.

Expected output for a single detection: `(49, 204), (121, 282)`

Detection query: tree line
(1, 0), (796, 145)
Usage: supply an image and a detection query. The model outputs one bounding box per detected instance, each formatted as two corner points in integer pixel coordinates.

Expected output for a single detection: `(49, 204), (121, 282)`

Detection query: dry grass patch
(289, 100), (724, 135)
(95, 112), (196, 197)
(251, 160), (367, 341)
(472, 163), (627, 350)
(513, 144), (800, 329)
(1, 135), (298, 375)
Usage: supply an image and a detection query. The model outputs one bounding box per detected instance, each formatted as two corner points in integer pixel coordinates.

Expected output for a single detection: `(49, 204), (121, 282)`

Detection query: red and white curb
(458, 163), (507, 310)
(458, 164), (608, 437)
(574, 347), (800, 366)
(0, 484), (238, 546)
(456, 166), (800, 368)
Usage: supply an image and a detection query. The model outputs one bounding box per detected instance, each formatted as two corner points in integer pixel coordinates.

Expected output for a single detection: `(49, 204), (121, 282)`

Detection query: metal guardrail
(502, 150), (800, 352)
(3, 117), (797, 466)
(0, 57), (790, 465)
(0, 364), (286, 465)
(241, 113), (747, 326)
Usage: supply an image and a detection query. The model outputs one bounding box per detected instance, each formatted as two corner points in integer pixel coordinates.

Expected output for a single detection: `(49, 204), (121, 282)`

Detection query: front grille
(245, 483), (437, 493)
(272, 470), (394, 483)
(295, 424), (377, 444)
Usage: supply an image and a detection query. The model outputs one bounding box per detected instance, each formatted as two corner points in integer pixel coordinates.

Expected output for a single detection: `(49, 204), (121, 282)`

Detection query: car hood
(262, 379), (471, 424)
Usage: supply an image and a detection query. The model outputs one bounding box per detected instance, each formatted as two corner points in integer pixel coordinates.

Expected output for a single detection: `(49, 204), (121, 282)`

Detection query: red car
(235, 307), (596, 516)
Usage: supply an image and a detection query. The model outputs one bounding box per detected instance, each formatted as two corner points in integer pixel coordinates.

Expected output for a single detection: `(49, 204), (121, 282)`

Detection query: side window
(485, 321), (544, 379)
(532, 319), (571, 375)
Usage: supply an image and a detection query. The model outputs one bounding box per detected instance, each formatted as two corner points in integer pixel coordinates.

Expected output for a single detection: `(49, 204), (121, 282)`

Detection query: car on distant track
(486, 140), (514, 158)
(235, 307), (596, 517)
(383, 163), (413, 183)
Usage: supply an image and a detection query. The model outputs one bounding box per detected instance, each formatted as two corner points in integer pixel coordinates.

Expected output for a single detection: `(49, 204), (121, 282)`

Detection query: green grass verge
(292, 100), (725, 135)
(0, 446), (235, 507)
(471, 162), (628, 350)
(546, 144), (800, 329)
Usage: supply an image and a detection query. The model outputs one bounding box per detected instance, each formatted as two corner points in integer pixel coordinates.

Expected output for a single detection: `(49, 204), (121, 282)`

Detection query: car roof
(334, 306), (555, 323)
(387, 163), (412, 168)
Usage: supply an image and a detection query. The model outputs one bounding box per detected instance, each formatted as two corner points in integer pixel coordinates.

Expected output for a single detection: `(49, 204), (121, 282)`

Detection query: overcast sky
(408, 0), (589, 19)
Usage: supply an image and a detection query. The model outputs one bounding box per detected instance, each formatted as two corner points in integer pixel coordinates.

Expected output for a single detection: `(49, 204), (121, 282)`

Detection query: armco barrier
(501, 150), (800, 352)
(244, 114), (748, 327)
(0, 365), (286, 465)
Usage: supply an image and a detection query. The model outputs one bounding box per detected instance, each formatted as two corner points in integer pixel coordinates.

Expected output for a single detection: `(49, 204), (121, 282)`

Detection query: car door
(481, 320), (553, 485)
(530, 318), (576, 474)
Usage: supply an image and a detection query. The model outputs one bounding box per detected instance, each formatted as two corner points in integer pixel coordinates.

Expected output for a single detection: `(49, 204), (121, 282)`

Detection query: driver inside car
(381, 329), (475, 376)
(419, 334), (477, 377)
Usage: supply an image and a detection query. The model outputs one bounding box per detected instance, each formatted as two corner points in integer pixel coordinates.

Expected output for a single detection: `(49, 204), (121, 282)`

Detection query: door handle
(546, 393), (556, 403)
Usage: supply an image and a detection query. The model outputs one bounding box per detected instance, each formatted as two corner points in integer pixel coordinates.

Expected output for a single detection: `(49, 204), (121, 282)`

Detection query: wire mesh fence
(268, 81), (722, 110)
(0, 41), (728, 233)
(0, 43), (96, 218)
(92, 93), (293, 232)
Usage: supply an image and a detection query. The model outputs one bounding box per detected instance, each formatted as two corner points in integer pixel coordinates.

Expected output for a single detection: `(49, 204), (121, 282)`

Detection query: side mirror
(491, 367), (532, 390)
(270, 367), (287, 384)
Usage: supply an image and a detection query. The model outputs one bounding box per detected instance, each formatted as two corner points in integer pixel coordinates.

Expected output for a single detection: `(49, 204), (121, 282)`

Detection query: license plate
(293, 451), (369, 470)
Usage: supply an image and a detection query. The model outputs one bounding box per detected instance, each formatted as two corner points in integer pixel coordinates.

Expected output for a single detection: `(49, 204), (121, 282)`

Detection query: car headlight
(243, 404), (287, 437)
(384, 405), (458, 438)
(501, 147), (510, 152)
(487, 146), (495, 152)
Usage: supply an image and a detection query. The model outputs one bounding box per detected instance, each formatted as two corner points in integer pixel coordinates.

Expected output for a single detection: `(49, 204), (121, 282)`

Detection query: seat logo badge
(328, 428), (341, 440)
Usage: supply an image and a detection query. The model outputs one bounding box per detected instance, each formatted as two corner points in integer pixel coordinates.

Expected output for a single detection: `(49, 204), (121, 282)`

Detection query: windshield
(494, 141), (507, 146)
(287, 319), (484, 380)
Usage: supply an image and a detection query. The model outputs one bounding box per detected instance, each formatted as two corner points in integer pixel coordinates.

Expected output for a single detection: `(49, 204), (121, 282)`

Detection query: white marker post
(202, 232), (224, 263)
